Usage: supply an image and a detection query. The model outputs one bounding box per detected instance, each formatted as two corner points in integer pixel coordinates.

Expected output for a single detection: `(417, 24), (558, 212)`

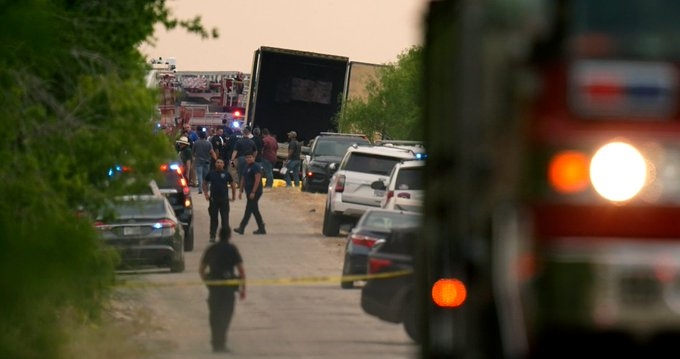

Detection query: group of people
(175, 124), (305, 353)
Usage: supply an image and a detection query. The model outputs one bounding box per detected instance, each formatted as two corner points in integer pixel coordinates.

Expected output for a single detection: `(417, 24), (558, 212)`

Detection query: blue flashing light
(231, 121), (241, 129)
(415, 153), (427, 160)
(153, 222), (163, 229)
(169, 163), (180, 171)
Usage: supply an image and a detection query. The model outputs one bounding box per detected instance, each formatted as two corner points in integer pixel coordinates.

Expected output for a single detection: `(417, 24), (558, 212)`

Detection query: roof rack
(374, 140), (424, 147)
(319, 132), (368, 138)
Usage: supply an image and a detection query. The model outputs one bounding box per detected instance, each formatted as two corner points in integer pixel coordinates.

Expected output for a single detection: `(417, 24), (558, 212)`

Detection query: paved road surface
(116, 186), (419, 358)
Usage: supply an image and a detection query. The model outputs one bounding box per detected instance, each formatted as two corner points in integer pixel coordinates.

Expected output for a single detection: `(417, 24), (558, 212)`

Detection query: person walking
(261, 128), (278, 188)
(283, 130), (301, 187)
(234, 153), (266, 235)
(199, 226), (246, 353)
(193, 131), (216, 194)
(202, 159), (237, 242)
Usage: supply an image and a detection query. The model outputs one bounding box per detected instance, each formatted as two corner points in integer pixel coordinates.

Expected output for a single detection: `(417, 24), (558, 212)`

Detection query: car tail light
(385, 190), (394, 203)
(349, 234), (379, 248)
(94, 221), (107, 229)
(431, 278), (467, 308)
(368, 257), (392, 274)
(153, 219), (176, 229)
(334, 175), (346, 193)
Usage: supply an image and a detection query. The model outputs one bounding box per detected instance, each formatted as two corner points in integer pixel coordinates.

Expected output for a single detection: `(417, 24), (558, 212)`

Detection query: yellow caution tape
(115, 270), (412, 289)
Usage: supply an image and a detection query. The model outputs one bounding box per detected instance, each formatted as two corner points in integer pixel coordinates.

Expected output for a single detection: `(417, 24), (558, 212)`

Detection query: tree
(335, 46), (423, 141)
(0, 2), (216, 358)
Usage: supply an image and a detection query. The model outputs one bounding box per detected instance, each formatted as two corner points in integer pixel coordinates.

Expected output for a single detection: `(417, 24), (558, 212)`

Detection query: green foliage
(0, 1), (215, 358)
(336, 46), (423, 141)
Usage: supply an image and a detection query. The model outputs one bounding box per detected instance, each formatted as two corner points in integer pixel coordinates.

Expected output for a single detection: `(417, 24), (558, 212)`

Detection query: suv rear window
(314, 137), (370, 157)
(345, 153), (403, 175)
(395, 167), (424, 190)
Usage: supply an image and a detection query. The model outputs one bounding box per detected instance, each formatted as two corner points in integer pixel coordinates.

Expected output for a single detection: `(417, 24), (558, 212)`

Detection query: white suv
(373, 159), (425, 212)
(322, 143), (425, 236)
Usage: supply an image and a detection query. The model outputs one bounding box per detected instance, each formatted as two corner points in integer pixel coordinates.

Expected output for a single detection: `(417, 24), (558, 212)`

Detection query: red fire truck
(421, 0), (680, 357)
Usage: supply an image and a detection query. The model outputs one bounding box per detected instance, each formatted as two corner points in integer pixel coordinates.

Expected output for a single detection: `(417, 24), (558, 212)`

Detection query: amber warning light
(431, 279), (467, 308)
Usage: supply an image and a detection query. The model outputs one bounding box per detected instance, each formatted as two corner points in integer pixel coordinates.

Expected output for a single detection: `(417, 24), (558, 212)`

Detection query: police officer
(202, 159), (236, 242)
(199, 226), (246, 353)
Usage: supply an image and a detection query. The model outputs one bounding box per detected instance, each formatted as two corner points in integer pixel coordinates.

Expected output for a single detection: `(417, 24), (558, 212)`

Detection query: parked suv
(322, 142), (425, 236)
(301, 132), (371, 193)
(372, 159), (425, 212)
(158, 162), (194, 251)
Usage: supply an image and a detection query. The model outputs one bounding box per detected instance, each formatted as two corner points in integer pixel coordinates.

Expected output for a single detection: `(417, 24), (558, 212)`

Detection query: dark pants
(207, 286), (236, 351)
(238, 193), (264, 230)
(208, 198), (230, 238)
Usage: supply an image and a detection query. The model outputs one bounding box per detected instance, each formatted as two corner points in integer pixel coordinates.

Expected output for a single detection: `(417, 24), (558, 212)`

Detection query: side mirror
(371, 180), (386, 190)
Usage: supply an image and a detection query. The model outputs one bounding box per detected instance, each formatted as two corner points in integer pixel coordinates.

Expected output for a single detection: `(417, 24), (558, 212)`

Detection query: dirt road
(113, 186), (418, 358)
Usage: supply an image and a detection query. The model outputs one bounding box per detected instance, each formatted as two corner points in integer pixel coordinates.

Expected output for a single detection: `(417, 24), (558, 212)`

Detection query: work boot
(253, 223), (267, 234)
(253, 225), (266, 235)
(234, 227), (244, 235)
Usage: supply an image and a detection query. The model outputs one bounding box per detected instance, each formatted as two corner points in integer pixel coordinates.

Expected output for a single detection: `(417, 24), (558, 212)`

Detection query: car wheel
(403, 293), (421, 343)
(184, 226), (194, 252)
(322, 204), (341, 236)
(170, 257), (185, 273)
(341, 254), (354, 289)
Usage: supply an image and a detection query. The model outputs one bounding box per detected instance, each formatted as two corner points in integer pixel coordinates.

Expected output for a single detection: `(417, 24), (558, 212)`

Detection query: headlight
(329, 162), (337, 170)
(590, 142), (647, 202)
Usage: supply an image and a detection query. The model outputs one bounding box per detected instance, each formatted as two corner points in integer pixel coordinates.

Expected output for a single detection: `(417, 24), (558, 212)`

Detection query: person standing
(193, 131), (216, 194)
(234, 153), (266, 235)
(261, 128), (278, 188)
(202, 159), (237, 242)
(226, 127), (243, 185)
(210, 127), (229, 169)
(283, 130), (301, 187)
(231, 127), (257, 182)
(199, 226), (246, 353)
(252, 127), (264, 165)
(176, 136), (193, 182)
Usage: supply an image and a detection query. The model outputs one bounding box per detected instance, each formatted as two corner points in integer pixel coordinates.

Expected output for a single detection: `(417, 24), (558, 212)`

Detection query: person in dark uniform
(199, 226), (246, 353)
(202, 159), (236, 242)
(234, 153), (266, 235)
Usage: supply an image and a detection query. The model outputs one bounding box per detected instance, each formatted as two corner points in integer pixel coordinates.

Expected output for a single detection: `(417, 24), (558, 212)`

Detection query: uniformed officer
(199, 226), (246, 353)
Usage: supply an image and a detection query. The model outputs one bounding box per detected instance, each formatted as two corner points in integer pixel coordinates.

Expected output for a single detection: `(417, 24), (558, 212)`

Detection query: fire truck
(420, 0), (680, 357)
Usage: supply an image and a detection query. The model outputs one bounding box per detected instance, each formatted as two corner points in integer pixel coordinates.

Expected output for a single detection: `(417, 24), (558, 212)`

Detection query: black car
(360, 227), (419, 342)
(95, 194), (185, 272)
(301, 132), (370, 193)
(341, 209), (421, 289)
(158, 162), (194, 251)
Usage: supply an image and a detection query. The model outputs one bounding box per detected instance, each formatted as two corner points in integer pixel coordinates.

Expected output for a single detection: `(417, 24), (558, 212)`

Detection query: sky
(138, 0), (427, 73)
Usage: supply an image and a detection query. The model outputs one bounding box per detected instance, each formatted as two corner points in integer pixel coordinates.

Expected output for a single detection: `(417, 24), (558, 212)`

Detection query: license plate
(123, 226), (141, 236)
(374, 190), (385, 197)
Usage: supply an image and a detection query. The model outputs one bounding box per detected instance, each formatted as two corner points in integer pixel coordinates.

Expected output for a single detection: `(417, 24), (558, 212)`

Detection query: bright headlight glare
(590, 142), (647, 202)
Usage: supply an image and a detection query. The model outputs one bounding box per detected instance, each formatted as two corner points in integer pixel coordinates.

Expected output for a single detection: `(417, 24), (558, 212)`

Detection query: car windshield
(314, 138), (369, 157)
(362, 211), (422, 232)
(100, 197), (166, 218)
(345, 153), (404, 175)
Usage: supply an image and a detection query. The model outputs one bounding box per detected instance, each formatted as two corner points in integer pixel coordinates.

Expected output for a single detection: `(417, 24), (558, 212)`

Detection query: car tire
(184, 227), (194, 252)
(322, 204), (341, 236)
(170, 258), (185, 273)
(341, 254), (355, 289)
(403, 293), (421, 343)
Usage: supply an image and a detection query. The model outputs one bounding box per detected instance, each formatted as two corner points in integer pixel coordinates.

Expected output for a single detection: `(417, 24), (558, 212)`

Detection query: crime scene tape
(115, 270), (413, 289)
